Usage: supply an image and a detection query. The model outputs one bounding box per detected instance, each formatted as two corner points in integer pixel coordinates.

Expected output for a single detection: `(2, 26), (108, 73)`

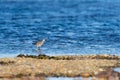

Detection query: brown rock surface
(0, 55), (119, 78)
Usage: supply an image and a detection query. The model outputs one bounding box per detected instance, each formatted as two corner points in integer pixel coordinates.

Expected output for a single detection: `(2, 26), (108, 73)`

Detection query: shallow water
(114, 67), (120, 72)
(0, 0), (120, 57)
(1, 76), (119, 80)
(47, 77), (92, 80)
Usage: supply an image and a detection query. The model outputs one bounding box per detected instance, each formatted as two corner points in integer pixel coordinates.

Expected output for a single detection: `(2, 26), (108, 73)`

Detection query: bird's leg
(37, 47), (42, 55)
(36, 46), (39, 54)
(39, 47), (42, 55)
(37, 47), (38, 51)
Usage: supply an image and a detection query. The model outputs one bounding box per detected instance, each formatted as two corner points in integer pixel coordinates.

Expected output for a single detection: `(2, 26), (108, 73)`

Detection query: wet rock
(95, 68), (120, 80)
(0, 54), (120, 78)
(80, 73), (91, 78)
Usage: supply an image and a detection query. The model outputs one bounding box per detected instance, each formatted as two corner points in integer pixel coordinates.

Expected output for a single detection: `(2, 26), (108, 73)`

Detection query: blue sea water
(0, 0), (120, 57)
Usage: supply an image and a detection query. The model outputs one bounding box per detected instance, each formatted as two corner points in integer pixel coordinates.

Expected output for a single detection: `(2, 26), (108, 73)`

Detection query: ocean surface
(0, 0), (120, 57)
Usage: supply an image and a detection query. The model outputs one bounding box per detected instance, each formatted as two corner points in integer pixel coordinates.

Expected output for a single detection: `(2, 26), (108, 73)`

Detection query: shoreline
(0, 54), (120, 78)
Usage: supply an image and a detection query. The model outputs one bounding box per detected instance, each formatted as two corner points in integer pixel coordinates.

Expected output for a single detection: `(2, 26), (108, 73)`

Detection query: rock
(80, 73), (91, 78)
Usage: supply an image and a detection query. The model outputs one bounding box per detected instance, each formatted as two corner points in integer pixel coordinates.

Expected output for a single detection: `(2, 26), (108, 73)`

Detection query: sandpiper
(33, 39), (45, 54)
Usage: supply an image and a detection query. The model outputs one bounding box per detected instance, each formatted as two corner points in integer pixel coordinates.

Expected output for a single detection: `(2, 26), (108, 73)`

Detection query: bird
(33, 39), (45, 54)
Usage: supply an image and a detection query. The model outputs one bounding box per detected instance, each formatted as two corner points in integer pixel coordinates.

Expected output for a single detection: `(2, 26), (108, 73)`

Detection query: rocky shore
(0, 54), (120, 79)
